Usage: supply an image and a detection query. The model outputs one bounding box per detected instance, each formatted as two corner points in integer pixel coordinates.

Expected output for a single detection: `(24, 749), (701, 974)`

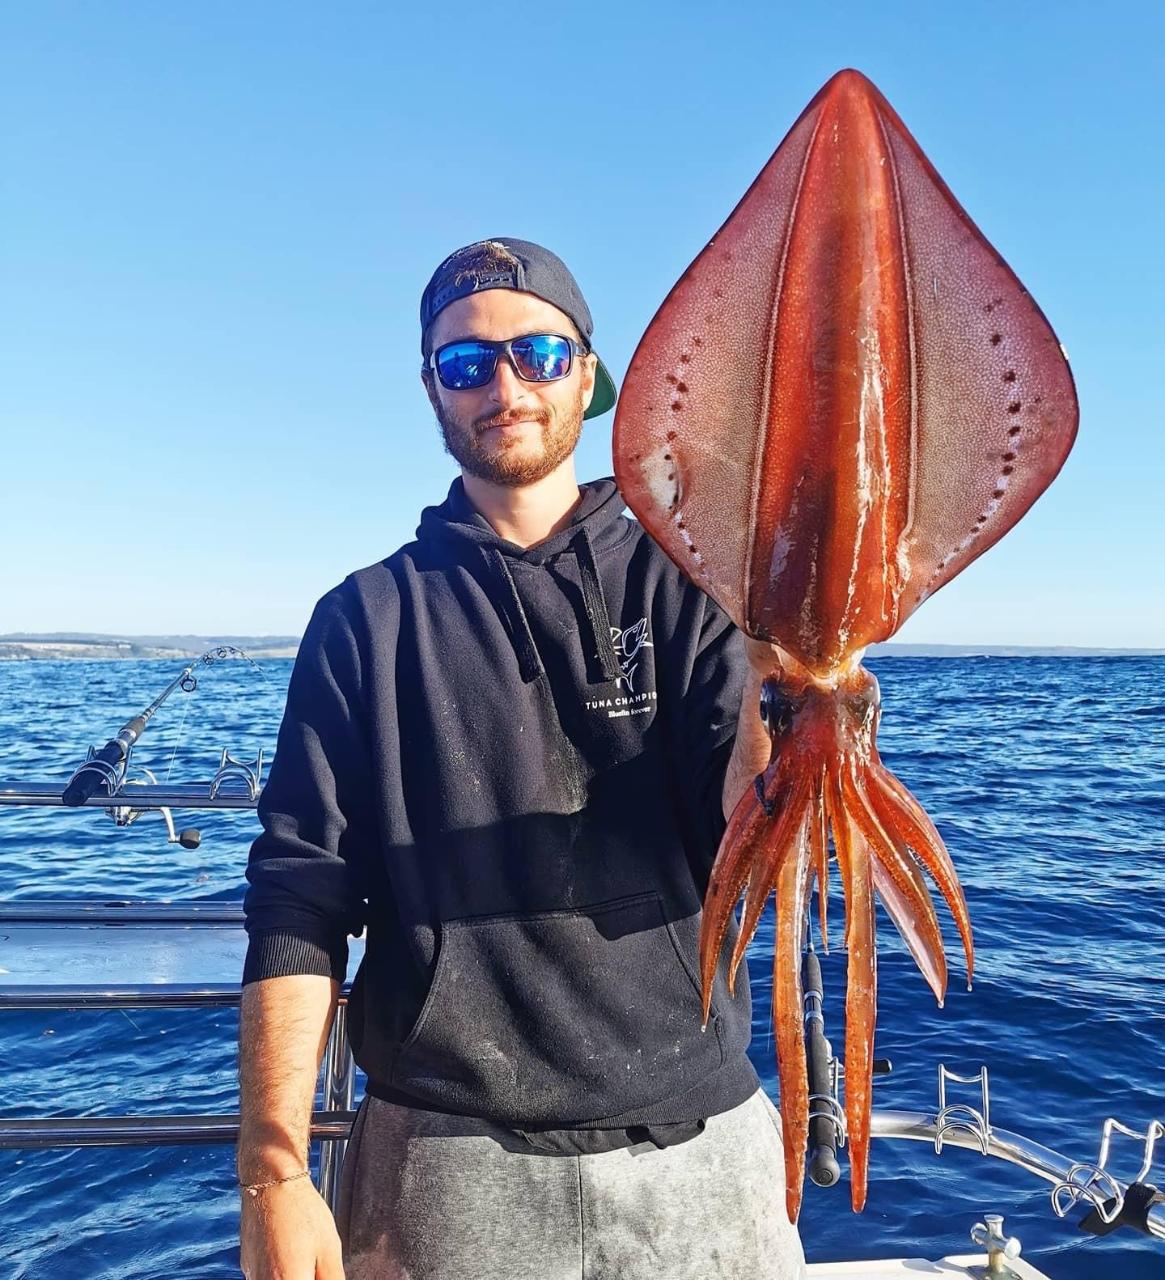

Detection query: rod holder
(935, 1064), (990, 1155)
(1051, 1116), (1165, 1226)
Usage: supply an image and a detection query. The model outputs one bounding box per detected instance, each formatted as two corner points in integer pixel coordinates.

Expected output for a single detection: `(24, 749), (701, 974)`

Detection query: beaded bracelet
(240, 1168), (311, 1197)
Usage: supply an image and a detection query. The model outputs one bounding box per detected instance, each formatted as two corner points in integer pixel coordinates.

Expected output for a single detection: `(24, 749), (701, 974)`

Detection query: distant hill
(866, 643), (1165, 658)
(0, 633), (300, 661)
(0, 633), (1160, 662)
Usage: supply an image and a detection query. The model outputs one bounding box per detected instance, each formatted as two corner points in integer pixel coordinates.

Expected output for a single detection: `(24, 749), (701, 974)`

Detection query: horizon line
(1, 633), (1162, 659)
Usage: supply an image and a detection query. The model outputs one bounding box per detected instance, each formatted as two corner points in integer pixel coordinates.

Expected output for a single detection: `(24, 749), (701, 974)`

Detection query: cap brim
(584, 356), (618, 420)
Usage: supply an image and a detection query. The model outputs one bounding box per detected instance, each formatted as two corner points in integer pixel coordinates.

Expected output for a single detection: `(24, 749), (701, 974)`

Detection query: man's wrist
(239, 1167), (312, 1198)
(236, 1133), (311, 1185)
(742, 635), (783, 674)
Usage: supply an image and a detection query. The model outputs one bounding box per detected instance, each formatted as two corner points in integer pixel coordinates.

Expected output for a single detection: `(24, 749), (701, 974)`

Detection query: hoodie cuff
(242, 929), (349, 986)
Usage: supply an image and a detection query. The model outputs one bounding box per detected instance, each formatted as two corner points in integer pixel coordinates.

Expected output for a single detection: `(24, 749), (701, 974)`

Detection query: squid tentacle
(826, 768), (877, 1213)
(728, 778), (813, 985)
(867, 763), (974, 982)
(808, 765), (830, 952)
(772, 802), (816, 1224)
(842, 764), (948, 1005)
(699, 757), (792, 1020)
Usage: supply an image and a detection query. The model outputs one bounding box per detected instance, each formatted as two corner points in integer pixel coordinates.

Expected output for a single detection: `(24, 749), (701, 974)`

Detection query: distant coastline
(0, 633), (1161, 662)
(866, 642), (1165, 658)
(0, 633), (300, 661)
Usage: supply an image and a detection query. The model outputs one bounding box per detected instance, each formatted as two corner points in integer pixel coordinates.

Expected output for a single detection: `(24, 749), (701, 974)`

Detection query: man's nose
(487, 354), (532, 407)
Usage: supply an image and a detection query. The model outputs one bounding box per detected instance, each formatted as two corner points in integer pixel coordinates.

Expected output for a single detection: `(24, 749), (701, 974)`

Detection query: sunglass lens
(436, 342), (496, 390)
(510, 335), (573, 381)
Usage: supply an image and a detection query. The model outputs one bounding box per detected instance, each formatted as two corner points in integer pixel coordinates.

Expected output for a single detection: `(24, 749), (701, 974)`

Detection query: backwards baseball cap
(420, 237), (618, 420)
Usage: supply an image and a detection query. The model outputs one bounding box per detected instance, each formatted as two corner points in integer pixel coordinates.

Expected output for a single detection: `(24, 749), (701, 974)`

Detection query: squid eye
(844, 682), (881, 733)
(760, 686), (798, 736)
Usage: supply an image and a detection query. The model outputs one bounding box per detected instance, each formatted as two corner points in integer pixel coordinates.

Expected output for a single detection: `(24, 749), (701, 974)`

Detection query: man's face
(423, 290), (597, 487)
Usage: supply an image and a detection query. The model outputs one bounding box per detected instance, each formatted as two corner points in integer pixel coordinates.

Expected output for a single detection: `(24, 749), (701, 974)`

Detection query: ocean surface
(0, 656), (1161, 1278)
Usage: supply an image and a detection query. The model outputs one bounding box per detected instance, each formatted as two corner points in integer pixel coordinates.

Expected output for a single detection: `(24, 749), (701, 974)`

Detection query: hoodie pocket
(390, 891), (725, 1126)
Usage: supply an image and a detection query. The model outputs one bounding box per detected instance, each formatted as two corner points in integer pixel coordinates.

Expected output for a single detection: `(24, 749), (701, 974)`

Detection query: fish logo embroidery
(610, 618), (653, 692)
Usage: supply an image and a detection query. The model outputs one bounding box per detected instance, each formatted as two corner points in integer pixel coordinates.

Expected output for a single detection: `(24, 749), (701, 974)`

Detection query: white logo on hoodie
(610, 618), (653, 693)
(584, 618), (657, 717)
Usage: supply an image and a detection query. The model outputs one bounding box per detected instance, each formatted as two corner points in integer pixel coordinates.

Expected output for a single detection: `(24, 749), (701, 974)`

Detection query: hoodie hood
(416, 476), (627, 562)
(416, 478), (627, 685)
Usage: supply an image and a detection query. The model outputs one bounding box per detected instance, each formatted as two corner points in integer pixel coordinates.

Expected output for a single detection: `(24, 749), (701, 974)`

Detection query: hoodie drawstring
(482, 532), (623, 686)
(484, 548), (546, 684)
(572, 528), (624, 684)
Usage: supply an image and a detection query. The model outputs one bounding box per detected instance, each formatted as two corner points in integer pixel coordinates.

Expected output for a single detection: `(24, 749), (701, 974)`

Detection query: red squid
(613, 69), (1078, 1219)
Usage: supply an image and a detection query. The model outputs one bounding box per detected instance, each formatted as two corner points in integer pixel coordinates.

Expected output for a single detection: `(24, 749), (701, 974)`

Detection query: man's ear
(579, 352), (597, 413)
(421, 369), (441, 414)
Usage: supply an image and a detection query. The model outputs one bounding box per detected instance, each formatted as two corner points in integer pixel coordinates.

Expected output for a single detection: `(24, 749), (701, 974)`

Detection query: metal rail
(0, 901), (244, 924)
(0, 783), (258, 810)
(872, 1110), (1165, 1242)
(0, 1112), (355, 1150)
(0, 925), (357, 1214)
(800, 979), (1164, 1249)
(3, 898), (1161, 1247)
(2, 985), (248, 1010)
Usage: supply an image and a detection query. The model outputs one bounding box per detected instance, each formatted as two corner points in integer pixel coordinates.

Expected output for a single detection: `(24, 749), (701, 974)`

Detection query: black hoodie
(243, 477), (759, 1134)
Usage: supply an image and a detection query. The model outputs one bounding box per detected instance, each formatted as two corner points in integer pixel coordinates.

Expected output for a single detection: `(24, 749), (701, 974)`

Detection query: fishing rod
(61, 646), (250, 808)
(54, 647), (266, 847)
(804, 946), (843, 1188)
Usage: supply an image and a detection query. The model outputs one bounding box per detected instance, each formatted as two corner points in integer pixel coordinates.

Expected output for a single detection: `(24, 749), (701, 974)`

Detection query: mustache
(474, 408), (551, 434)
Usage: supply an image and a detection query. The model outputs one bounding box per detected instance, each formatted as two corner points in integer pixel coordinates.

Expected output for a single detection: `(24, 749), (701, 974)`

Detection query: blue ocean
(0, 656), (1161, 1278)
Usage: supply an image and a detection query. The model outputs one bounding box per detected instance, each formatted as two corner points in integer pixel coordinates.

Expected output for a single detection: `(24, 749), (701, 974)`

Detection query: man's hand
(722, 637), (786, 818)
(240, 1175), (345, 1280)
(740, 635), (785, 675)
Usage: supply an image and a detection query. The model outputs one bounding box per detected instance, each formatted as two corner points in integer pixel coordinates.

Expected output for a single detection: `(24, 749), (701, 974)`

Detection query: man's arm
(238, 974), (344, 1280)
(237, 587), (378, 1277)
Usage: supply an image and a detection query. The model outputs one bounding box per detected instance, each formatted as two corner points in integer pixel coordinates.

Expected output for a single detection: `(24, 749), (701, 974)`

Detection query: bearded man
(237, 238), (807, 1279)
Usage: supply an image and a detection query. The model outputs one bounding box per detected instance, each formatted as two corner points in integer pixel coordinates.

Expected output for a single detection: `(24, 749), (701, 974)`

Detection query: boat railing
(4, 899), (1163, 1244)
(2, 744), (364, 1212)
(0, 896), (359, 1215)
(871, 1106), (1165, 1242)
(2, 771), (1163, 1251)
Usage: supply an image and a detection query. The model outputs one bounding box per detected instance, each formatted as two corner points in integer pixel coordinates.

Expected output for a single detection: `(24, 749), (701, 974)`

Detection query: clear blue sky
(2, 2), (1161, 645)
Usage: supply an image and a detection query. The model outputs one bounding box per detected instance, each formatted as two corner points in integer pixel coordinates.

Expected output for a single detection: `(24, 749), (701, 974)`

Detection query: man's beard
(435, 387), (585, 487)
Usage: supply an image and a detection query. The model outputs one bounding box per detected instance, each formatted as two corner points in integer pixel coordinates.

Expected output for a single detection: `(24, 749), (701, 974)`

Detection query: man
(238, 238), (806, 1279)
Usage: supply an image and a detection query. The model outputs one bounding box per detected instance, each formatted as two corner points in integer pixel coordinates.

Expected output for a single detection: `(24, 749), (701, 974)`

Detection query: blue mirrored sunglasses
(429, 333), (586, 391)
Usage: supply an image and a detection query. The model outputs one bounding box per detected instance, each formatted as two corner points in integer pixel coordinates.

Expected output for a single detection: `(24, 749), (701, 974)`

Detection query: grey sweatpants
(337, 1089), (807, 1279)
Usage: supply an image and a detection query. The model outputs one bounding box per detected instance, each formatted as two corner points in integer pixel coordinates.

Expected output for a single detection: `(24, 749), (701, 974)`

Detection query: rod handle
(809, 1143), (841, 1188)
(61, 741), (125, 807)
(61, 716), (147, 807)
(803, 949), (842, 1189)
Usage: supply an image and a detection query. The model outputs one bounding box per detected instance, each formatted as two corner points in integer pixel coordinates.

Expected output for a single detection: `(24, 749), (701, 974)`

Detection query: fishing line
(160, 645), (275, 783)
(163, 690), (193, 785)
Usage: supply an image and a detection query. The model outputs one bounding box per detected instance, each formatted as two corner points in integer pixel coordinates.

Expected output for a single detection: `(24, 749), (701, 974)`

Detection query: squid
(613, 70), (1078, 1219)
